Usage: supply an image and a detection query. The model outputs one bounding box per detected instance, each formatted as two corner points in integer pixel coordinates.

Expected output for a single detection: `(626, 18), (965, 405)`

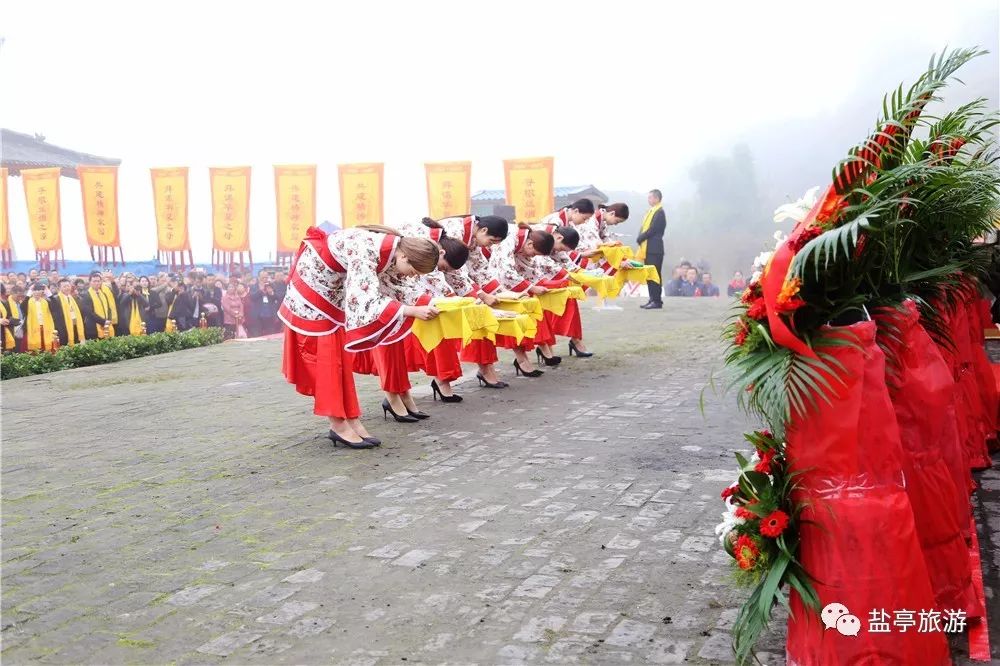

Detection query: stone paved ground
(1, 298), (996, 665)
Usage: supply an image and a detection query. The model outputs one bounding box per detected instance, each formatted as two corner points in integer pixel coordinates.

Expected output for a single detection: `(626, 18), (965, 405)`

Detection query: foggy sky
(2, 0), (998, 263)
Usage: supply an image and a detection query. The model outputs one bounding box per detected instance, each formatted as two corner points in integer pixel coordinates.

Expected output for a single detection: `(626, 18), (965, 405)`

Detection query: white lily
(773, 186), (821, 224)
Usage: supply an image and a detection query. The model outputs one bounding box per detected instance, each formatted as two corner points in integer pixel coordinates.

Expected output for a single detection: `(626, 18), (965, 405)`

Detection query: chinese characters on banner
(21, 167), (64, 268)
(209, 167), (252, 269)
(503, 157), (554, 223)
(425, 161), (471, 220)
(338, 163), (383, 228)
(77, 166), (123, 265)
(274, 165), (316, 256)
(0, 168), (11, 267)
(150, 167), (192, 269)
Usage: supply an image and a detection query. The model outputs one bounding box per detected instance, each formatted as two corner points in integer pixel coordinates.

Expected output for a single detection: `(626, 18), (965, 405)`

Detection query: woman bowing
(485, 223), (556, 377)
(279, 225), (440, 449)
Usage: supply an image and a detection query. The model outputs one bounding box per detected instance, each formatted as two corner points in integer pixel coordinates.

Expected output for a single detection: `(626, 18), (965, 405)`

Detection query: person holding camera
(118, 278), (151, 336)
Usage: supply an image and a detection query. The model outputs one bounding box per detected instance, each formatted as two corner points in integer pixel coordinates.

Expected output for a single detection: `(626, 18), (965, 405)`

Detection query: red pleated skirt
(352, 340), (411, 393)
(282, 327), (361, 419)
(461, 338), (498, 364)
(552, 298), (583, 339)
(496, 333), (534, 351)
(534, 314), (556, 347)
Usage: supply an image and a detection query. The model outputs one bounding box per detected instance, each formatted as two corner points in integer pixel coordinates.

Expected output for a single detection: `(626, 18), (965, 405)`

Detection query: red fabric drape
(877, 302), (980, 617)
(785, 320), (949, 666)
(939, 299), (992, 470)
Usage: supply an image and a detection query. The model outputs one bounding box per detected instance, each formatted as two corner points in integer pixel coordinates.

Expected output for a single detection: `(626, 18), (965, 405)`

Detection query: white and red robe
(279, 227), (417, 417)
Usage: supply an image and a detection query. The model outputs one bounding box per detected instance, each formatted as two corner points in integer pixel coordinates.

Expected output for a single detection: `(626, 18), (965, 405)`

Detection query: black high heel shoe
(382, 398), (419, 423)
(535, 348), (562, 367)
(568, 341), (594, 358)
(476, 372), (508, 389)
(406, 408), (430, 420)
(513, 359), (544, 378)
(363, 435), (382, 447)
(328, 430), (377, 449)
(431, 379), (463, 403)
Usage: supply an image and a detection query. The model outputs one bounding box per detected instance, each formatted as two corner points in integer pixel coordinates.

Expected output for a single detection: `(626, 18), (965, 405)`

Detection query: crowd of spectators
(0, 265), (287, 352)
(659, 260), (749, 299)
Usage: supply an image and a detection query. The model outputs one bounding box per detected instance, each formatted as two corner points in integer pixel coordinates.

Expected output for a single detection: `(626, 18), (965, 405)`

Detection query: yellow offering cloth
(535, 286), (586, 317)
(594, 244), (635, 268)
(411, 299), (499, 352)
(493, 296), (543, 321)
(613, 266), (661, 292)
(568, 271), (617, 298)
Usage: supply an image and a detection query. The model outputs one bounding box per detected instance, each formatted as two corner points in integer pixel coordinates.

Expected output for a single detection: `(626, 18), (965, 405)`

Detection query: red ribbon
(760, 185), (846, 358)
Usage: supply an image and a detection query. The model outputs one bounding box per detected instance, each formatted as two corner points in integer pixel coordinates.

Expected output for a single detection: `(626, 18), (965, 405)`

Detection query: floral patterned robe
(278, 227), (416, 351)
(486, 226), (550, 294)
(392, 218), (476, 298)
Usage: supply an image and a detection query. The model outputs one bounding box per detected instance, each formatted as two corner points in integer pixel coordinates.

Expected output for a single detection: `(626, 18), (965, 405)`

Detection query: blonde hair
(398, 237), (439, 274)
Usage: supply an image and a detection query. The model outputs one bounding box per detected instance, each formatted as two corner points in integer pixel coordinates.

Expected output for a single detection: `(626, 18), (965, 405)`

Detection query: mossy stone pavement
(2, 298), (995, 664)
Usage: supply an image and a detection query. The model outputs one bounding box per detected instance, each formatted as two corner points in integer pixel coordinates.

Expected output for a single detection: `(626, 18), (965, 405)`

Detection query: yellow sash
(26, 298), (55, 351)
(57, 294), (85, 345)
(636, 204), (662, 262)
(0, 300), (14, 349)
(165, 298), (177, 333)
(130, 301), (143, 336)
(88, 287), (117, 338)
(8, 296), (21, 320)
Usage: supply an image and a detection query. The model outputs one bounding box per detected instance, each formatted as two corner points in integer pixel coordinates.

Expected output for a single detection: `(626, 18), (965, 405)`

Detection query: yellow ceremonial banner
(22, 167), (62, 252)
(210, 167), (251, 252)
(425, 161), (471, 220)
(338, 163), (383, 228)
(275, 165), (316, 253)
(77, 166), (120, 247)
(504, 157), (554, 223)
(0, 168), (10, 252)
(151, 167), (190, 252)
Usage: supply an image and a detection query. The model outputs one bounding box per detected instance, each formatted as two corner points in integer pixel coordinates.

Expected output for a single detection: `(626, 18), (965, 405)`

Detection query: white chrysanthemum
(715, 501), (747, 545)
(773, 186), (821, 224)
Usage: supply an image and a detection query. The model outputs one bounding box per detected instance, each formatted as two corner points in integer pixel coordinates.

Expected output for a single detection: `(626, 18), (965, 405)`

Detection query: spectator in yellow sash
(26, 283), (56, 352)
(50, 278), (86, 346)
(81, 271), (118, 339)
(0, 284), (21, 352)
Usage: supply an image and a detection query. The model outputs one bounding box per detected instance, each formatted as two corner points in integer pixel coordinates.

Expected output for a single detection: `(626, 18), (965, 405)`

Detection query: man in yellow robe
(25, 283), (56, 352)
(80, 271), (118, 339)
(49, 278), (86, 346)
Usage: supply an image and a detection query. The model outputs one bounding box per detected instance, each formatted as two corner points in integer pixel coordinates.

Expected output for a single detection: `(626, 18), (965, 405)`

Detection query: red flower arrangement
(746, 298), (767, 320)
(759, 510), (790, 538)
(734, 319), (750, 346)
(734, 535), (761, 571)
(775, 278), (805, 314)
(754, 450), (776, 475)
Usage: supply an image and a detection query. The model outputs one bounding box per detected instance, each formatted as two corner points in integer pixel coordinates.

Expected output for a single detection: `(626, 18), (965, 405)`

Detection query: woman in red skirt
(354, 228), (472, 417)
(537, 201), (631, 358)
(279, 226), (441, 449)
(484, 224), (556, 378)
(430, 215), (512, 388)
(528, 224), (581, 365)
